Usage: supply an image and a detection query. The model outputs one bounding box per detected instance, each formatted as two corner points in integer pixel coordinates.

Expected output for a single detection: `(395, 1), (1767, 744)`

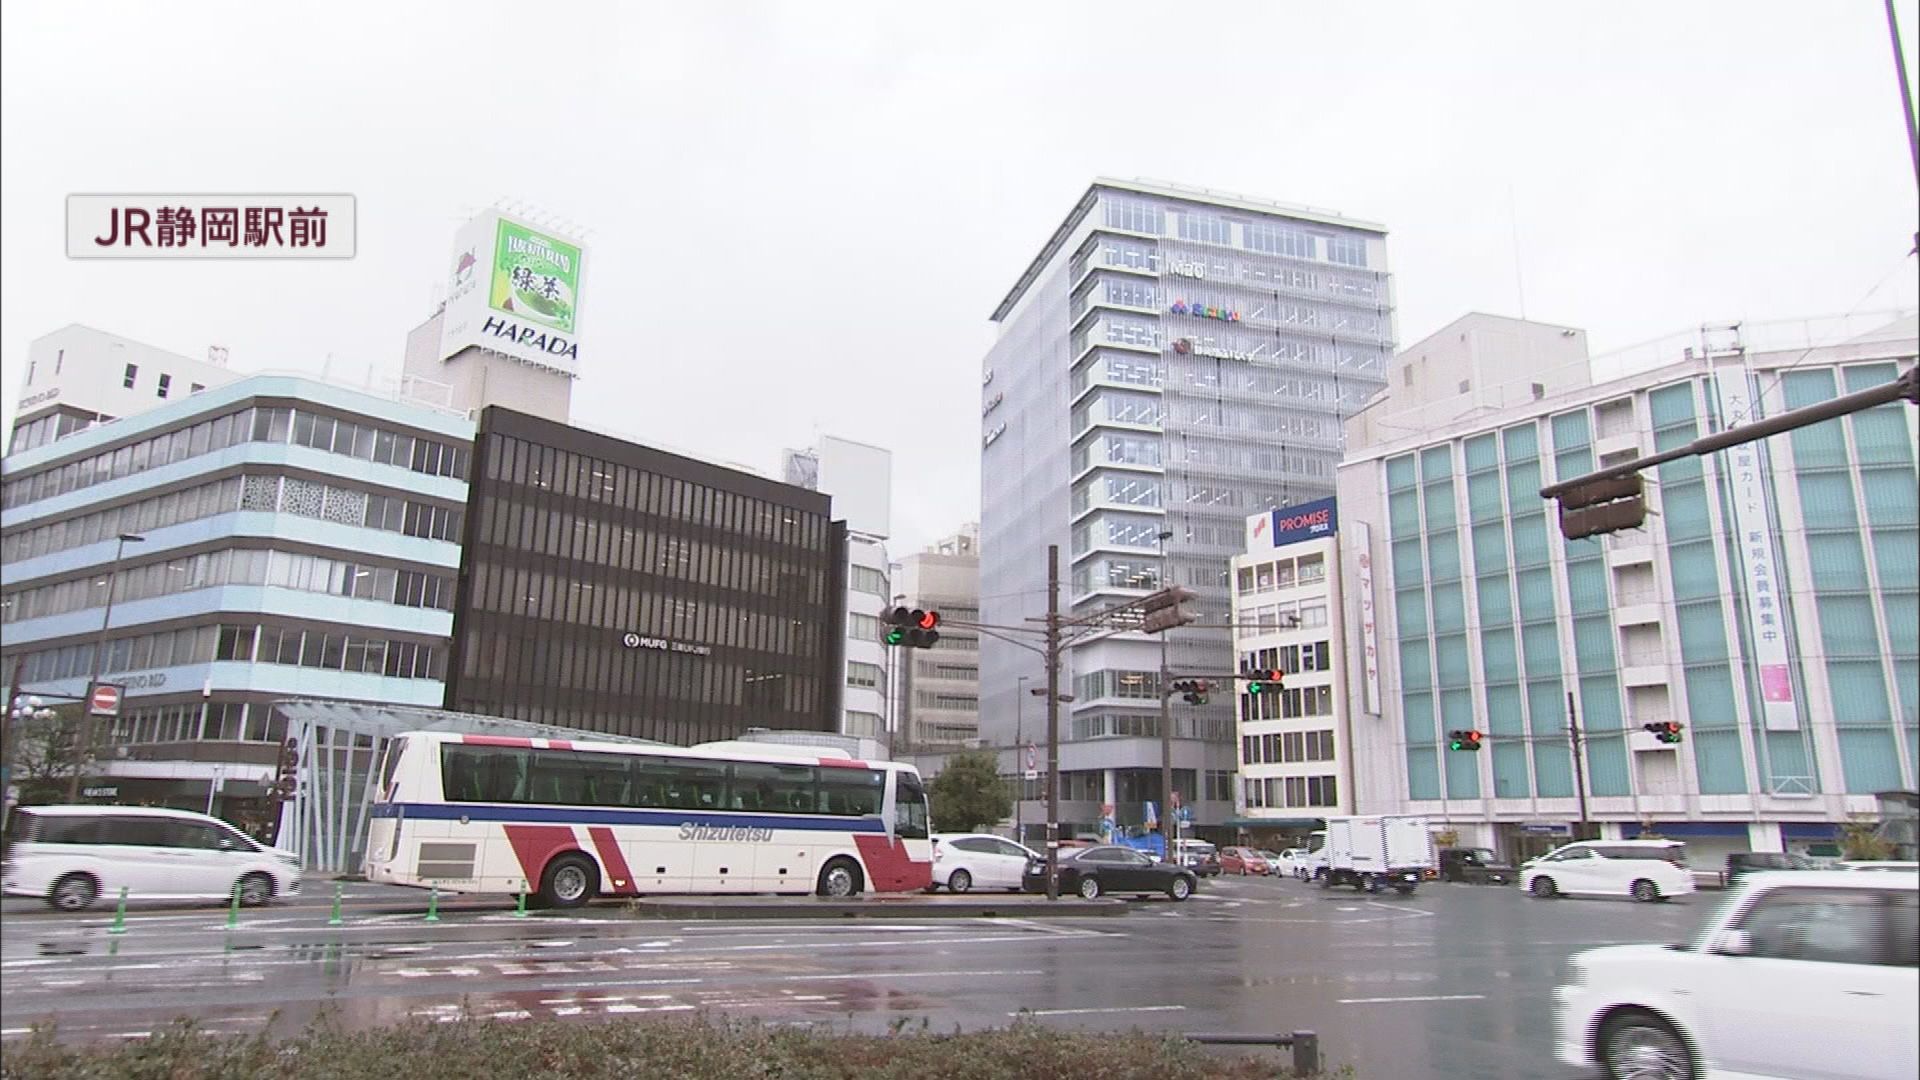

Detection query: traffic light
(1140, 586), (1197, 634)
(1643, 721), (1684, 744)
(880, 606), (941, 648)
(1171, 678), (1210, 705)
(1447, 729), (1484, 751)
(270, 738), (299, 801)
(1555, 473), (1647, 541)
(1244, 668), (1285, 694)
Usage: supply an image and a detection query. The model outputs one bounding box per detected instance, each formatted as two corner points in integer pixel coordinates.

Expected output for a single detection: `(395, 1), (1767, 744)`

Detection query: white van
(1, 805), (302, 911)
(1521, 838), (1694, 902)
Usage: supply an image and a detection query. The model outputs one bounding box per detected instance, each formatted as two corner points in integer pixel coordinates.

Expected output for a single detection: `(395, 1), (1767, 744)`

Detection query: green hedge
(3, 1015), (1348, 1079)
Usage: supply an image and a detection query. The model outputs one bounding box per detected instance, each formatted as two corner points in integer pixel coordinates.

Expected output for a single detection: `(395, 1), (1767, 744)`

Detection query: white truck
(1310, 815), (1436, 895)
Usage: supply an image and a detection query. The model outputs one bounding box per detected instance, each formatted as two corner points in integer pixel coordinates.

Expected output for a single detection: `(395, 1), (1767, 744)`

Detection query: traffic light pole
(1542, 366), (1918, 502)
(1044, 544), (1063, 902)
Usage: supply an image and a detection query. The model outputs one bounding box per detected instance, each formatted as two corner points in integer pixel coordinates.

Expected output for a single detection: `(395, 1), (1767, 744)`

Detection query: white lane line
(783, 969), (1043, 982)
(1019, 1004), (1185, 1019)
(1, 1028), (31, 1037)
(1336, 994), (1486, 1005)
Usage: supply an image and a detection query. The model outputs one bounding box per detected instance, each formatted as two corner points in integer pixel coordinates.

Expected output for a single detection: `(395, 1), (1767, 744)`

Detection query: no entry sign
(87, 683), (123, 717)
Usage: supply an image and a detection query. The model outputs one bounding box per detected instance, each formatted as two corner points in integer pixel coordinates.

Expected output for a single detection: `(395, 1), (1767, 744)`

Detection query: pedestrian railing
(1183, 1030), (1320, 1076)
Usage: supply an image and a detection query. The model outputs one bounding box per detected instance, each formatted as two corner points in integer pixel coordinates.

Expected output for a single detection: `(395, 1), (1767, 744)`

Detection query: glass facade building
(1339, 326), (1918, 866)
(980, 178), (1393, 838)
(1, 374), (474, 833)
(445, 406), (847, 743)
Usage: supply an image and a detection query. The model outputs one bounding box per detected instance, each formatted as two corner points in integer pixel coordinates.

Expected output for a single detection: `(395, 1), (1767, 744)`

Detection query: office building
(1, 373), (474, 831)
(782, 436), (895, 742)
(979, 177), (1394, 838)
(8, 325), (242, 455)
(1227, 499), (1356, 838)
(892, 525), (982, 752)
(444, 406), (848, 742)
(1338, 314), (1919, 867)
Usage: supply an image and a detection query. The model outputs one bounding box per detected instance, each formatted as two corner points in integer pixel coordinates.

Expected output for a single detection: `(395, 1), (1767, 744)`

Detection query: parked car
(1258, 849), (1296, 878)
(1725, 851), (1816, 885)
(1021, 844), (1196, 901)
(1439, 846), (1515, 885)
(1171, 839), (1221, 877)
(929, 833), (1040, 893)
(1274, 846), (1312, 880)
(1522, 839), (1694, 903)
(1220, 846), (1270, 876)
(1555, 869), (1918, 1079)
(1, 805), (301, 911)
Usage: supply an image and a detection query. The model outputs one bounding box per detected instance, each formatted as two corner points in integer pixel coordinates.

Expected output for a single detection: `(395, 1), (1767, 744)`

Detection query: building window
(847, 661), (884, 690)
(849, 565), (888, 597)
(1325, 235), (1367, 267)
(849, 613), (880, 643)
(157, 374), (172, 399)
(123, 363), (139, 389)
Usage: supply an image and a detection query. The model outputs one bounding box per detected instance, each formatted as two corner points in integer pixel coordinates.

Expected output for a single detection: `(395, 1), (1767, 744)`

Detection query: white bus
(364, 731), (932, 906)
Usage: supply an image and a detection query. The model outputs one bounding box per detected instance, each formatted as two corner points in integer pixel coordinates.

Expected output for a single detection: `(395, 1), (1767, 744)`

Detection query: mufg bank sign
(1255, 497), (1338, 549)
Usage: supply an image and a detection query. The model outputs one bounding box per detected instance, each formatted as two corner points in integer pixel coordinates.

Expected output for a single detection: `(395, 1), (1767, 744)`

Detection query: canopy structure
(271, 700), (664, 875)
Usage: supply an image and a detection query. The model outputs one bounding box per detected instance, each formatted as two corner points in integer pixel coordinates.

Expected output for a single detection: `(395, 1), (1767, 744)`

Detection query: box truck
(1312, 815), (1436, 895)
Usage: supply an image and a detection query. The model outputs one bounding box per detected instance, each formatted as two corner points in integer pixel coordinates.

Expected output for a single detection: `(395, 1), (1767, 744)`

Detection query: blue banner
(1265, 497), (1338, 548)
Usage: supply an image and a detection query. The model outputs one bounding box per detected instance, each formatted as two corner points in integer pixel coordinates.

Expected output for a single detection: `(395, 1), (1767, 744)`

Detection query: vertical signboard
(1355, 520), (1382, 716)
(1711, 360), (1799, 731)
(439, 211), (586, 377)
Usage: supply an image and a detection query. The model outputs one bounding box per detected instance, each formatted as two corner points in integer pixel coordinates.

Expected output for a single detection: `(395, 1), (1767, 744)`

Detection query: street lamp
(70, 532), (145, 802)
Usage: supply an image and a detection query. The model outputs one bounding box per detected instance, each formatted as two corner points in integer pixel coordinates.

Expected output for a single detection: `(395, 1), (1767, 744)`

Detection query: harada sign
(439, 211), (587, 377)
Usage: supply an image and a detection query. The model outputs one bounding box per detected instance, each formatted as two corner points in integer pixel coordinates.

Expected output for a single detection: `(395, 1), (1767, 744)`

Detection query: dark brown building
(444, 407), (846, 743)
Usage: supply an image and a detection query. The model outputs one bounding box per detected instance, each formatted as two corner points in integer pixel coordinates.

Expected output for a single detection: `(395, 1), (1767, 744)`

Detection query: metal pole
(3, 657), (25, 825)
(1567, 691), (1590, 839)
(1158, 531), (1174, 856)
(1016, 675), (1028, 845)
(205, 764), (222, 816)
(72, 534), (139, 803)
(1045, 544), (1062, 901)
(1885, 0), (1920, 207)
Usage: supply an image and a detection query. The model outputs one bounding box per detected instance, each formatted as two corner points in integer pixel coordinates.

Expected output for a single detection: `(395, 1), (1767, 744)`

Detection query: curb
(622, 897), (1133, 919)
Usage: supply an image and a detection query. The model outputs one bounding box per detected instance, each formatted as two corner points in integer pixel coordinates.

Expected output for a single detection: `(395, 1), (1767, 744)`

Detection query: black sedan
(1021, 845), (1197, 901)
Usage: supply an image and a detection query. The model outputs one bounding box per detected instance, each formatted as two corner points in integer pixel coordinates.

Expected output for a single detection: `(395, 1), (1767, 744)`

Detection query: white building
(1337, 312), (1919, 868)
(1228, 500), (1355, 838)
(8, 326), (243, 455)
(892, 525), (981, 752)
(782, 435), (895, 744)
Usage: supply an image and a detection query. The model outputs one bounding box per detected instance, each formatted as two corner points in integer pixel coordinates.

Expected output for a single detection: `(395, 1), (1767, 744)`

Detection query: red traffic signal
(1642, 721), (1684, 744)
(880, 605), (941, 648)
(1447, 729), (1484, 751)
(1244, 668), (1285, 693)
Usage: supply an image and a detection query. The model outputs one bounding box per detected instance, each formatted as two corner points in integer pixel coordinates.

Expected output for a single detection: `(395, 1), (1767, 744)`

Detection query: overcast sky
(3, 1), (1915, 554)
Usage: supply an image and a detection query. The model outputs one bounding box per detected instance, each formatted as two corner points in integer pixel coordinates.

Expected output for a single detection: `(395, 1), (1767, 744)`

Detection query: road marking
(785, 969), (1043, 982)
(1021, 999), (1182, 1006)
(0, 1029), (30, 1037)
(1336, 994), (1486, 1005)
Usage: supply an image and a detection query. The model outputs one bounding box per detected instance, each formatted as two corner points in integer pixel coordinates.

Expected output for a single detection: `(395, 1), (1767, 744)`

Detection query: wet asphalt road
(2, 874), (1718, 1079)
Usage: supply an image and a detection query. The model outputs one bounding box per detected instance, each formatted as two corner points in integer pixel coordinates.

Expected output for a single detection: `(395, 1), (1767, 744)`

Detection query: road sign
(87, 683), (123, 717)
(1023, 743), (1038, 781)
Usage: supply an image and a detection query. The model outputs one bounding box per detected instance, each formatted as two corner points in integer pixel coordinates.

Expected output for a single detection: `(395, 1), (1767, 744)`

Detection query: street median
(622, 893), (1132, 919)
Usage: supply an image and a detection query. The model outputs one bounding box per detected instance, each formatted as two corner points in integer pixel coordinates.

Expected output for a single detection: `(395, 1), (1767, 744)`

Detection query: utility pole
(1157, 529), (1175, 855)
(1015, 675), (1028, 846)
(72, 533), (144, 803)
(1885, 0), (1920, 253)
(1567, 691), (1591, 840)
(1044, 545), (1062, 901)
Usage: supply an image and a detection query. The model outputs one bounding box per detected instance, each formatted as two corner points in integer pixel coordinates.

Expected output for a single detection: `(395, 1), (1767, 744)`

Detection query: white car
(929, 833), (1040, 893)
(1555, 870), (1918, 1079)
(1522, 839), (1695, 902)
(1839, 860), (1920, 873)
(1, 805), (302, 910)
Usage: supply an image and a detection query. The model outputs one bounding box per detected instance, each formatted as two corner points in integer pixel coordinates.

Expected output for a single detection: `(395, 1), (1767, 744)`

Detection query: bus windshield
(895, 772), (929, 839)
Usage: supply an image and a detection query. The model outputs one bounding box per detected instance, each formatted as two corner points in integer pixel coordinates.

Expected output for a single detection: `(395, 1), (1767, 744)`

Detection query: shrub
(0, 1014), (1351, 1079)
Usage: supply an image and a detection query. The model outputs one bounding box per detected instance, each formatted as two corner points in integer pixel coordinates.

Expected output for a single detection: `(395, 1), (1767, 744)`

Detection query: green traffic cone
(106, 886), (129, 935)
(424, 885), (440, 923)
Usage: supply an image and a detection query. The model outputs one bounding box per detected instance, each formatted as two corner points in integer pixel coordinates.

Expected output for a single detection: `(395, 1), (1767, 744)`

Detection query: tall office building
(1338, 315), (1918, 868)
(979, 178), (1393, 838)
(8, 325), (242, 455)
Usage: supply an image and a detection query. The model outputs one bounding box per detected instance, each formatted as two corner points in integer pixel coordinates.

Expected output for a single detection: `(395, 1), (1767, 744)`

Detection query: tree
(1841, 816), (1895, 861)
(928, 749), (1011, 833)
(5, 705), (101, 804)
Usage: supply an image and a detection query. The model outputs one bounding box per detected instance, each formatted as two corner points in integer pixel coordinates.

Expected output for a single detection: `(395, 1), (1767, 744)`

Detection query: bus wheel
(540, 853), (600, 909)
(816, 857), (864, 898)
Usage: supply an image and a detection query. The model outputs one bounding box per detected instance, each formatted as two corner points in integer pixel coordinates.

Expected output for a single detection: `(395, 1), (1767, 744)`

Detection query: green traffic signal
(884, 628), (905, 645)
